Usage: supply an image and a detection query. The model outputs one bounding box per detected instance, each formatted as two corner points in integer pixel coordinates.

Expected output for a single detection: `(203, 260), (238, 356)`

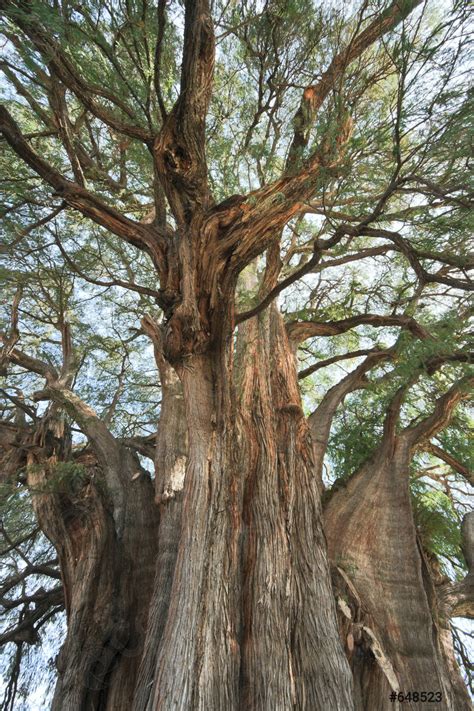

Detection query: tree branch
(236, 242), (322, 324)
(0, 563), (61, 599)
(51, 227), (162, 299)
(0, 591), (64, 646)
(1, 584), (63, 612)
(403, 376), (474, 447)
(286, 0), (423, 170)
(119, 434), (157, 461)
(439, 513), (474, 619)
(0, 337), (118, 466)
(154, 0), (168, 121)
(7, 11), (152, 143)
(421, 442), (473, 486)
(154, 0), (215, 221)
(298, 349), (375, 380)
(0, 107), (164, 262)
(440, 576), (474, 620)
(33, 385), (117, 465)
(286, 313), (429, 345)
(0, 337), (59, 382)
(309, 349), (391, 447)
(340, 224), (474, 291)
(0, 526), (40, 556)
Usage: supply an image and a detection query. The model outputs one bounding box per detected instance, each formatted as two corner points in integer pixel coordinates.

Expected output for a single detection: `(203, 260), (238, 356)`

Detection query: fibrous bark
(25, 410), (159, 711)
(1, 1), (470, 708)
(324, 384), (472, 711)
(235, 303), (354, 710)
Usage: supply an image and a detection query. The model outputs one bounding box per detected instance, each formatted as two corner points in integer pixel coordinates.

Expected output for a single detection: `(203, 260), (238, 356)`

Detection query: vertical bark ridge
(236, 304), (354, 710)
(236, 309), (295, 710)
(133, 325), (188, 711)
(150, 354), (241, 710)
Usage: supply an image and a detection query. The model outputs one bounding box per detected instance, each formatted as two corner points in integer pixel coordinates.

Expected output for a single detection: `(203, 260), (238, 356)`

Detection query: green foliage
(411, 481), (465, 574)
(436, 409), (474, 473)
(327, 401), (383, 482)
(31, 461), (87, 496)
(0, 481), (37, 541)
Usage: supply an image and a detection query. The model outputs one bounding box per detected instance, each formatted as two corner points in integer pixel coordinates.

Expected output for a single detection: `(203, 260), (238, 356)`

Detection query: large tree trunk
(147, 352), (244, 710)
(13, 315), (471, 710)
(235, 304), (354, 710)
(130, 302), (354, 710)
(133, 322), (188, 711)
(12, 270), (470, 710)
(18, 314), (471, 711)
(27, 412), (159, 711)
(324, 428), (471, 711)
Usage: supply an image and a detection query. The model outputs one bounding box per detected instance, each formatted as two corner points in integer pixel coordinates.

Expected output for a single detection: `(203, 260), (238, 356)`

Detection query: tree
(0, 1), (472, 709)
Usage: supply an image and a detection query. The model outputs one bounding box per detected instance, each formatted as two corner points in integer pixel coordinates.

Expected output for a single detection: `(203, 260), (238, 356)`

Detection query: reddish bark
(1, 1), (470, 708)
(235, 304), (354, 710)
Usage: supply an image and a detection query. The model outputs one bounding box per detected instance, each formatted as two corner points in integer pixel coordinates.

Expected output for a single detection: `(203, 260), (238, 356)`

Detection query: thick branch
(33, 385), (117, 465)
(286, 313), (429, 345)
(0, 337), (119, 467)
(154, 0), (215, 221)
(462, 512), (474, 574)
(403, 376), (473, 447)
(440, 576), (474, 620)
(119, 434), (157, 461)
(176, 0), (215, 155)
(0, 107), (163, 260)
(382, 380), (415, 445)
(0, 337), (59, 381)
(309, 349), (390, 447)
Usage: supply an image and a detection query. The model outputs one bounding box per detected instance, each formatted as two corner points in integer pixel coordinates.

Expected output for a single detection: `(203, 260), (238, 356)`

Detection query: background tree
(0, 1), (472, 709)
